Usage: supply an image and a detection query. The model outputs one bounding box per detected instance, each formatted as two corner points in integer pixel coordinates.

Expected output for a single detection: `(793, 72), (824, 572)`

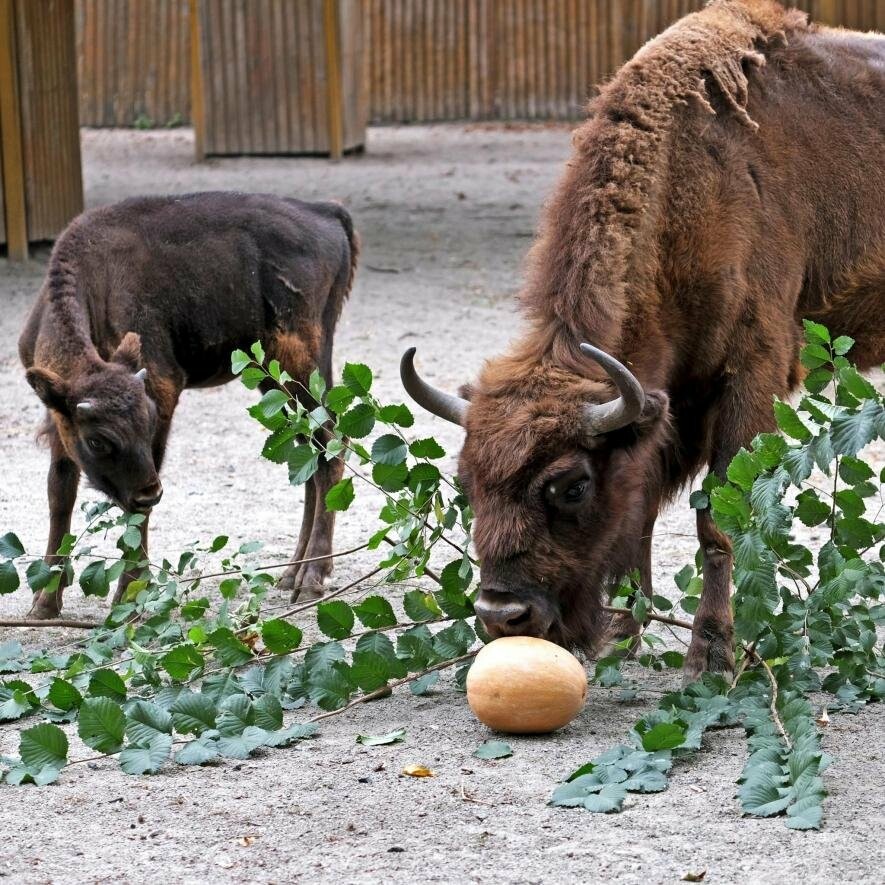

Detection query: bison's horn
(400, 348), (468, 427)
(580, 343), (645, 434)
(76, 401), (93, 412)
(134, 368), (147, 382)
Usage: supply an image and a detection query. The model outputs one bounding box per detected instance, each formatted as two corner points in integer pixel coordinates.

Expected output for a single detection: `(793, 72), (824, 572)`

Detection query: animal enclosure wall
(1, 0), (83, 257)
(192, 0), (367, 156)
(74, 0), (885, 128)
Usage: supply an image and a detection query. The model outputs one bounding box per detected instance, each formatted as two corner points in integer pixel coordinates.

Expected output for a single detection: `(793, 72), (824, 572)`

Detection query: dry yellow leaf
(402, 764), (434, 778)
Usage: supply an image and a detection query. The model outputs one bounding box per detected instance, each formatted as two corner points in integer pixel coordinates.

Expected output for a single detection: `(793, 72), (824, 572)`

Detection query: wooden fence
(1, 0), (83, 255)
(75, 0), (885, 127)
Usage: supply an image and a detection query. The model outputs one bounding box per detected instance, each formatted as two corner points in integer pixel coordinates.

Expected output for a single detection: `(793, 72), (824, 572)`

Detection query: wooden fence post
(0, 0), (27, 261)
(323, 0), (345, 161)
(190, 0), (205, 161)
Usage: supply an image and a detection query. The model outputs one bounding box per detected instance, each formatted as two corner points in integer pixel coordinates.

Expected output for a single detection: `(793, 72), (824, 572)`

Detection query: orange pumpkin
(466, 636), (587, 734)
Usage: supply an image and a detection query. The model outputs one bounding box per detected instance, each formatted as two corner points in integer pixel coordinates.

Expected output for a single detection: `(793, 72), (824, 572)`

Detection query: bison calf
(19, 191), (357, 618)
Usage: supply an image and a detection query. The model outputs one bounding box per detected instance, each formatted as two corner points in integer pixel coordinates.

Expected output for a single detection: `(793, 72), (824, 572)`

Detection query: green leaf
(216, 695), (255, 736)
(25, 559), (52, 591)
(307, 663), (354, 711)
(838, 456), (874, 485)
(773, 401), (812, 442)
(831, 400), (881, 456)
(261, 619), (303, 654)
(160, 645), (204, 682)
(410, 671), (440, 695)
(325, 477), (355, 512)
(342, 363), (373, 396)
(170, 691), (218, 736)
(325, 384), (355, 414)
(207, 628), (254, 667)
(240, 366), (265, 390)
(377, 404), (414, 427)
(356, 728), (405, 746)
(210, 535), (229, 552)
(802, 319), (830, 345)
(78, 697), (126, 754)
(119, 734), (172, 775)
(216, 726), (269, 759)
(263, 723), (318, 747)
(800, 343), (832, 370)
(175, 736), (220, 766)
(409, 438), (446, 459)
(432, 621), (475, 659)
(338, 404), (376, 438)
(372, 461), (408, 492)
(371, 434), (408, 466)
(77, 560), (110, 597)
(253, 693), (284, 731)
(832, 335), (854, 356)
(473, 740), (513, 760)
(353, 595), (398, 629)
(688, 490), (709, 510)
(795, 490), (831, 527)
(0, 532), (25, 559)
(48, 678), (82, 712)
(250, 341), (265, 364)
(231, 349), (250, 373)
(0, 561), (20, 595)
(20, 722), (68, 770)
(316, 600), (355, 640)
(403, 590), (438, 622)
(257, 389), (289, 419)
(637, 721), (687, 752)
(287, 444), (320, 486)
(727, 449), (762, 492)
(125, 701), (173, 746)
(88, 669), (127, 702)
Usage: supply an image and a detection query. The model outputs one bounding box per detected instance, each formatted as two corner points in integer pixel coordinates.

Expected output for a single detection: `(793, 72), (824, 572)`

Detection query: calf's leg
(29, 429), (80, 619)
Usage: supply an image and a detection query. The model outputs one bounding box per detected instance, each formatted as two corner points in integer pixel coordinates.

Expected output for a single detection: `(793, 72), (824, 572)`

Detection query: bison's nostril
(506, 607), (532, 628)
(475, 595), (534, 637)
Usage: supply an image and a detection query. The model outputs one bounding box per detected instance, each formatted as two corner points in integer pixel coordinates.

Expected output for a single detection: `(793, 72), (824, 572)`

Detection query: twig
(730, 642), (756, 690)
(751, 648), (792, 751)
(865, 667), (885, 680)
(0, 618), (101, 629)
(309, 652), (476, 723)
(602, 605), (693, 631)
(195, 542), (371, 582)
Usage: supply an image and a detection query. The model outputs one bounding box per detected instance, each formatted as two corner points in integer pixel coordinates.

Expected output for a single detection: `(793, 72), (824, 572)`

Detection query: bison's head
(26, 332), (164, 514)
(401, 343), (669, 654)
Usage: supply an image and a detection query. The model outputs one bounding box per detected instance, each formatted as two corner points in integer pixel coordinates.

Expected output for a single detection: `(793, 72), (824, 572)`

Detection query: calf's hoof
(683, 630), (735, 685)
(278, 563), (332, 604)
(27, 595), (62, 621)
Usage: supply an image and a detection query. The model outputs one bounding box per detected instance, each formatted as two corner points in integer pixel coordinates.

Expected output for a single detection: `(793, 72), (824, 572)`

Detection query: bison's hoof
(290, 583), (333, 604)
(683, 634), (735, 685)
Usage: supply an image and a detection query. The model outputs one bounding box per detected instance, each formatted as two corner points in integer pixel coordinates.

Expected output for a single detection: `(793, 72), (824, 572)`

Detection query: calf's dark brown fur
(402, 0), (885, 680)
(19, 191), (357, 618)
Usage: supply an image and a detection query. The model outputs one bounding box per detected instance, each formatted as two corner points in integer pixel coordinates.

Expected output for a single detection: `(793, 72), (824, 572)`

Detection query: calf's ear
(26, 368), (70, 415)
(111, 332), (142, 371)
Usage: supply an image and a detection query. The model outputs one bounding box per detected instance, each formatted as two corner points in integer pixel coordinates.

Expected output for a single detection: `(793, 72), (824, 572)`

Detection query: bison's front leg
(684, 508), (735, 681)
(29, 431), (80, 619)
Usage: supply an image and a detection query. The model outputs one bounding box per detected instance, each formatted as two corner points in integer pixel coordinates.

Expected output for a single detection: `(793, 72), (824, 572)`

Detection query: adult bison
(402, 0), (885, 679)
(20, 192), (357, 618)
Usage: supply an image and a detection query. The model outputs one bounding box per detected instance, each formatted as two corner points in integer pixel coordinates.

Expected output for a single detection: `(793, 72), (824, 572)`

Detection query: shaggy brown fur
(451, 0), (884, 678)
(19, 192), (358, 618)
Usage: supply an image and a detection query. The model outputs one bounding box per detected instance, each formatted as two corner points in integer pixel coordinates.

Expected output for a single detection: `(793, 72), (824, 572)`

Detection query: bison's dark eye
(86, 437), (110, 456)
(564, 481), (587, 503)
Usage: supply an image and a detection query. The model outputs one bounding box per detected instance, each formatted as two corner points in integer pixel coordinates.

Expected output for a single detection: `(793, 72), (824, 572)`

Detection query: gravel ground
(0, 125), (882, 884)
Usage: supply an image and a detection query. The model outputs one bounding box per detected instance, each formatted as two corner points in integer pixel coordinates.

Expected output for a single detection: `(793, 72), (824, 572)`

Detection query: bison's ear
(111, 332), (142, 371)
(457, 382), (475, 401)
(26, 367), (70, 415)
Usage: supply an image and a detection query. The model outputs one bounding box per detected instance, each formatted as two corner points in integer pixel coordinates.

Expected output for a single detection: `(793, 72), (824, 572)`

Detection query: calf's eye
(87, 437), (109, 455)
(564, 481), (587, 503)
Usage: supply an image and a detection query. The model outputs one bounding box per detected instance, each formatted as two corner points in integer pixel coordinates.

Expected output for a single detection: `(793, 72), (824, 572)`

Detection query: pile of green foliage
(1, 323), (882, 831)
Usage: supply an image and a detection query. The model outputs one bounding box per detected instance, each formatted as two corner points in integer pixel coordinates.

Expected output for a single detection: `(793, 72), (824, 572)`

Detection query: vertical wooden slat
(0, 0), (27, 258)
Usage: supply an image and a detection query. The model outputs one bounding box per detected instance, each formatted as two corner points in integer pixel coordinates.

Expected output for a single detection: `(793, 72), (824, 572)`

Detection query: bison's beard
(544, 579), (611, 659)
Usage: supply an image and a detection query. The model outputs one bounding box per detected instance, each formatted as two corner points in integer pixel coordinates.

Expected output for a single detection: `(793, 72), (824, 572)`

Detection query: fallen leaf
(816, 707), (830, 727)
(357, 728), (406, 747)
(237, 835), (256, 847)
(402, 764), (434, 778)
(473, 740), (513, 760)
(682, 872), (706, 882)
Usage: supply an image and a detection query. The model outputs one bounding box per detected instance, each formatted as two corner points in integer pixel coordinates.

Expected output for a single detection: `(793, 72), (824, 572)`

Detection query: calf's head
(26, 332), (163, 513)
(401, 343), (668, 653)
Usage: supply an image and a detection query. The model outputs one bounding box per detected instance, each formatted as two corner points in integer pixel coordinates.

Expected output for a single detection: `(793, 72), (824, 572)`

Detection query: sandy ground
(0, 126), (883, 884)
